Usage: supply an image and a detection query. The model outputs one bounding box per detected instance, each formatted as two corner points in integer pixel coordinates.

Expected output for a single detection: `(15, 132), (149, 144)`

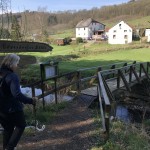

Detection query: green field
(1, 42), (149, 149)
(1, 42), (149, 81)
(12, 41), (149, 81)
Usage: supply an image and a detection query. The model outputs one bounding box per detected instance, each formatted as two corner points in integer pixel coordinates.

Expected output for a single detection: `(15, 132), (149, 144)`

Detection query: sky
(11, 0), (129, 12)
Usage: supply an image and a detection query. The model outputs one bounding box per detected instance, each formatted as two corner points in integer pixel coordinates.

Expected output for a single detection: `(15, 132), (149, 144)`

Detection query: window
(113, 35), (116, 39)
(119, 24), (121, 29)
(124, 30), (127, 32)
(124, 35), (128, 39)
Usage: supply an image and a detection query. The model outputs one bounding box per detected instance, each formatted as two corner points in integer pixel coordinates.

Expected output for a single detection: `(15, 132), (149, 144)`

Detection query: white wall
(76, 27), (89, 39)
(76, 22), (105, 39)
(108, 21), (132, 44)
(145, 29), (150, 42)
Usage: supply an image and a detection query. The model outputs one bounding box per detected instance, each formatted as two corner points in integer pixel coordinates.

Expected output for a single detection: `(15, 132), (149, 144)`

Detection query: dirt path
(0, 55), (99, 149)
(17, 98), (98, 150)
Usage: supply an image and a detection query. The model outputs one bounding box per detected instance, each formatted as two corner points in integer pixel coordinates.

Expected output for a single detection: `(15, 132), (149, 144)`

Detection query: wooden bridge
(27, 61), (150, 138)
(97, 62), (150, 137)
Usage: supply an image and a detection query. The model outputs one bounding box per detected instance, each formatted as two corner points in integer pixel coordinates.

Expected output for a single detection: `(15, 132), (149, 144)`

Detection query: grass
(91, 108), (150, 150)
(1, 39), (150, 148)
(9, 41), (149, 82)
(50, 28), (75, 39)
(24, 101), (68, 124)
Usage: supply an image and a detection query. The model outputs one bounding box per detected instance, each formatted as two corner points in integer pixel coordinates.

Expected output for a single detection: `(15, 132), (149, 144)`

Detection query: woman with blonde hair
(0, 53), (36, 150)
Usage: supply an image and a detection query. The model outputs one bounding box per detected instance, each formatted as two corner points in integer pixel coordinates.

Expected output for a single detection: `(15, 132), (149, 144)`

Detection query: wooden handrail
(98, 72), (111, 136)
(30, 61), (150, 106)
(97, 61), (150, 139)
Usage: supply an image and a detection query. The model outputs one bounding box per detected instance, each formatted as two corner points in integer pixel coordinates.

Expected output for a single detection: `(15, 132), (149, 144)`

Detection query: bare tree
(0, 0), (11, 38)
(36, 6), (49, 40)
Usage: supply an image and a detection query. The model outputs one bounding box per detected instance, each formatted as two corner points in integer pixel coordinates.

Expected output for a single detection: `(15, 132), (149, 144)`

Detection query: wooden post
(141, 63), (150, 79)
(98, 67), (102, 72)
(111, 65), (115, 78)
(129, 66), (132, 82)
(117, 70), (120, 89)
(123, 63), (127, 73)
(131, 66), (141, 83)
(139, 64), (142, 77)
(31, 86), (35, 97)
(105, 105), (111, 138)
(54, 77), (58, 104)
(41, 81), (45, 110)
(31, 86), (36, 133)
(147, 62), (149, 73)
(77, 71), (81, 94)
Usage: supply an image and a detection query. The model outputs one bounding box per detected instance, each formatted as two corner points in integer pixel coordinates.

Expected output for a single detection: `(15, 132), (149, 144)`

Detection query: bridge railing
(97, 72), (111, 138)
(97, 61), (150, 138)
(76, 61), (136, 93)
(27, 61), (137, 108)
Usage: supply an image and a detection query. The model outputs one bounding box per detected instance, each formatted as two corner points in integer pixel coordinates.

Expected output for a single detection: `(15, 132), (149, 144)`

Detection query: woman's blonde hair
(1, 53), (20, 69)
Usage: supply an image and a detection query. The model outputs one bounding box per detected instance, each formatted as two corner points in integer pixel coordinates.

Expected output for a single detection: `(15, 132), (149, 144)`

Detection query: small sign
(45, 66), (55, 79)
(40, 61), (58, 81)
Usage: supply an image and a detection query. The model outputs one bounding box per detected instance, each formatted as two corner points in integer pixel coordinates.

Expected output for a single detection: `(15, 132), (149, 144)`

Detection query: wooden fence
(97, 62), (150, 138)
(28, 61), (136, 106)
(25, 61), (150, 138)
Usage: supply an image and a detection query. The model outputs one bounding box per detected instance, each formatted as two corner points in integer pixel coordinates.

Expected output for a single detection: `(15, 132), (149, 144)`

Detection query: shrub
(76, 37), (83, 44)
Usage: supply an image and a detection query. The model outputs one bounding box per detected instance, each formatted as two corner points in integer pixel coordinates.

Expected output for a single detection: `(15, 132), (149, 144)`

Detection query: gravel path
(17, 98), (98, 150)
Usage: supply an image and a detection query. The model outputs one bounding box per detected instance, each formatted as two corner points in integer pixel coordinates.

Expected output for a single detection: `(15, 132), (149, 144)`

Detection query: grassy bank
(16, 42), (150, 82)
(91, 108), (150, 150)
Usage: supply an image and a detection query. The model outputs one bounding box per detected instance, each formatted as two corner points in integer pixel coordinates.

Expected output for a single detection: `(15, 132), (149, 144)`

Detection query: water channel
(21, 85), (150, 124)
(113, 104), (149, 123)
(21, 86), (74, 104)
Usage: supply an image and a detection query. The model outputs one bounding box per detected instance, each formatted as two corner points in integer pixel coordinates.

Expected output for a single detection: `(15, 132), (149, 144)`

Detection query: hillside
(1, 0), (150, 37)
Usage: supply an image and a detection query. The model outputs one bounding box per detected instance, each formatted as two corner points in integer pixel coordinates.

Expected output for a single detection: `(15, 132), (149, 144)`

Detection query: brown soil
(17, 98), (99, 150)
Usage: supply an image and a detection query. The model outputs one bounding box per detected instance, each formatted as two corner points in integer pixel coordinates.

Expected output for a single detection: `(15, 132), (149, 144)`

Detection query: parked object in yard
(0, 40), (53, 52)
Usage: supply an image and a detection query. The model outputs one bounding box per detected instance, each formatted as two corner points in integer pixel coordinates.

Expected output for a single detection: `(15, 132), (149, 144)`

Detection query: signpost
(40, 61), (58, 81)
(40, 61), (59, 107)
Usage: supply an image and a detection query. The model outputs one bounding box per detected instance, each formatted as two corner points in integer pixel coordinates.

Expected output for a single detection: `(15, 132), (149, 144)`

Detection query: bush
(76, 37), (83, 44)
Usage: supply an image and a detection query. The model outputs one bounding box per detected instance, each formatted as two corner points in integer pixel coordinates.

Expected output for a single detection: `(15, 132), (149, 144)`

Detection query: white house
(108, 21), (132, 44)
(145, 29), (150, 42)
(76, 18), (105, 40)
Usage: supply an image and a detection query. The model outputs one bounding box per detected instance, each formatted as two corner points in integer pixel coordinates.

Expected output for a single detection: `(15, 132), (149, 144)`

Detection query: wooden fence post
(117, 70), (120, 89)
(41, 81), (45, 110)
(54, 77), (58, 104)
(147, 62), (149, 73)
(129, 66), (132, 82)
(77, 71), (81, 94)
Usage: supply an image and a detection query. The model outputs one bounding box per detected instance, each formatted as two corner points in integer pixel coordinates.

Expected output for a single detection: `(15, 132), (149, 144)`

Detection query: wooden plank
(81, 86), (97, 96)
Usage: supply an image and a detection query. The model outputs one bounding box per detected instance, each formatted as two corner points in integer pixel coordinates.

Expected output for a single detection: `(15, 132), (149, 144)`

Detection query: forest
(0, 0), (150, 39)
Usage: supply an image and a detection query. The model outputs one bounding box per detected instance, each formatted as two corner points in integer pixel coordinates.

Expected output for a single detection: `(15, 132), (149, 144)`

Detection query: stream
(21, 86), (74, 104)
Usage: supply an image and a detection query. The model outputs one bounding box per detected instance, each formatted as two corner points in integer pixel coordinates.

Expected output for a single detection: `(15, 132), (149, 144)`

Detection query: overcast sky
(11, 0), (129, 12)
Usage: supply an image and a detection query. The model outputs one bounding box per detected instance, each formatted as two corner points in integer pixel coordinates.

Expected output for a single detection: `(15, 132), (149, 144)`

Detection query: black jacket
(0, 66), (33, 113)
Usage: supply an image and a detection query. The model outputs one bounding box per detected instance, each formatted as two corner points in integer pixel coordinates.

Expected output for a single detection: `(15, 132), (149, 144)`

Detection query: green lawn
(1, 42), (148, 80)
(1, 42), (149, 149)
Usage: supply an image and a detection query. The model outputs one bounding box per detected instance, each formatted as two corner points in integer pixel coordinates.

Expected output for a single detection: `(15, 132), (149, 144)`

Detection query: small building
(56, 38), (66, 46)
(76, 18), (105, 40)
(108, 21), (133, 44)
(145, 29), (150, 42)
